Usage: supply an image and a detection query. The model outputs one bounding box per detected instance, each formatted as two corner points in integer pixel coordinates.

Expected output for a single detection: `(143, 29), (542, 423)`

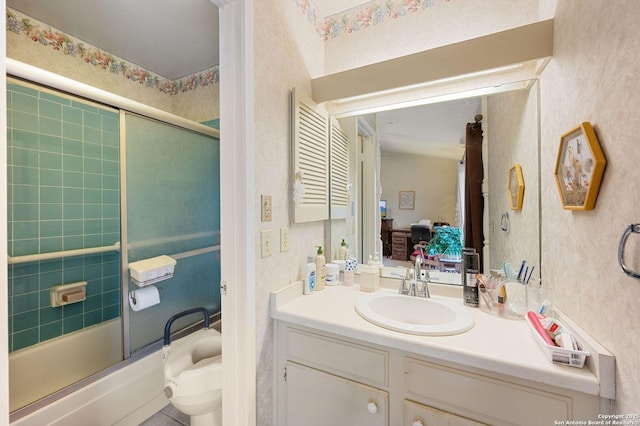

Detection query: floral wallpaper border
(293, 0), (444, 40)
(6, 1), (447, 95)
(6, 8), (219, 96)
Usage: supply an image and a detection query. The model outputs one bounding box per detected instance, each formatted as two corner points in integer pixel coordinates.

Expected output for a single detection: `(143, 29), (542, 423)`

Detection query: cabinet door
(286, 362), (388, 426)
(404, 399), (486, 426)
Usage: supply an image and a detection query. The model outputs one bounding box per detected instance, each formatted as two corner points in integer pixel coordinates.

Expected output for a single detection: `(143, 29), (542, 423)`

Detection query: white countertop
(271, 281), (615, 399)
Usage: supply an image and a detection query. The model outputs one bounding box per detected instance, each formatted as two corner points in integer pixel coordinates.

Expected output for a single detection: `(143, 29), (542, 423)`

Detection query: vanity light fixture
(333, 80), (530, 118)
(333, 64), (523, 105)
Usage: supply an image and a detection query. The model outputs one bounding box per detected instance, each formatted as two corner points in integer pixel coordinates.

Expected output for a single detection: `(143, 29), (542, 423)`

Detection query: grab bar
(618, 224), (640, 279)
(163, 307), (210, 346)
(8, 242), (121, 265)
(170, 244), (220, 260)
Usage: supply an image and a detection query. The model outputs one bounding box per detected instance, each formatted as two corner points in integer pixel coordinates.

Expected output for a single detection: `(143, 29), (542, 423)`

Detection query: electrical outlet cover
(280, 227), (289, 252)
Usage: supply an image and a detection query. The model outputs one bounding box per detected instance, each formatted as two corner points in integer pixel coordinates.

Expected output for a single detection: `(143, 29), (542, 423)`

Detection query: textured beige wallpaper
(253, 0), (325, 424)
(540, 0), (640, 413)
(487, 86), (540, 274)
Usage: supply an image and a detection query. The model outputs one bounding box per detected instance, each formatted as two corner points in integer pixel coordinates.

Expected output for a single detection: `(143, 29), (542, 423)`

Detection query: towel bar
(618, 224), (640, 279)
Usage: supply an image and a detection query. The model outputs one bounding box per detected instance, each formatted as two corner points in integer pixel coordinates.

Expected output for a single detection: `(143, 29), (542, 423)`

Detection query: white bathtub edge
(12, 349), (167, 426)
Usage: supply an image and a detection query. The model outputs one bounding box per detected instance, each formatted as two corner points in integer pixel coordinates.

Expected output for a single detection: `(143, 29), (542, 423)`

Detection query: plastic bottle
(303, 263), (316, 295)
(344, 258), (357, 286)
(338, 239), (347, 260)
(462, 248), (479, 307)
(314, 246), (326, 291)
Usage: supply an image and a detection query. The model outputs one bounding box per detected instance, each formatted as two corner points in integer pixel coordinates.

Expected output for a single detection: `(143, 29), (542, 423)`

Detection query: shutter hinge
(220, 281), (228, 296)
(284, 366), (287, 382)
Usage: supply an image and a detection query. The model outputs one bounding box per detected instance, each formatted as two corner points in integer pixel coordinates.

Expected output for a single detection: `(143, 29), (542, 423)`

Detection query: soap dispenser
(338, 239), (347, 260)
(314, 246), (327, 291)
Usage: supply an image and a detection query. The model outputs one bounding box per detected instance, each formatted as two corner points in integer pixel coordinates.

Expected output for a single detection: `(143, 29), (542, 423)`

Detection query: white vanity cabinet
(276, 326), (389, 426)
(403, 357), (599, 425)
(275, 322), (602, 426)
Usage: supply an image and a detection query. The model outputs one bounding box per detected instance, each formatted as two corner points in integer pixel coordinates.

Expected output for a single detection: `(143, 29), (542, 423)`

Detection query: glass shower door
(123, 112), (220, 354)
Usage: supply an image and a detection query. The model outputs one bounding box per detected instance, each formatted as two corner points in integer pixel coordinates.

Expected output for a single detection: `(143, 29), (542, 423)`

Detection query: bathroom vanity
(271, 283), (615, 426)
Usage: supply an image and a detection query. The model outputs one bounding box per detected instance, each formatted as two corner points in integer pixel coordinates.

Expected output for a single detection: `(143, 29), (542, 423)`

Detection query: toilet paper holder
(129, 255), (176, 287)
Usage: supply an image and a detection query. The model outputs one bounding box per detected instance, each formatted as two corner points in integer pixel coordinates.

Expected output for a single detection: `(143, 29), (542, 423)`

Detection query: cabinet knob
(367, 401), (378, 414)
(413, 420), (424, 426)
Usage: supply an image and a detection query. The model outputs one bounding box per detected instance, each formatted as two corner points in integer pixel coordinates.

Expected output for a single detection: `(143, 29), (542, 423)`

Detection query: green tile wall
(7, 82), (121, 352)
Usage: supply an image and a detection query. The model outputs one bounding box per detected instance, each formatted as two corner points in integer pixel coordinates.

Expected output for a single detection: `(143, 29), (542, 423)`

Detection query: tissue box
(359, 266), (380, 292)
(129, 255), (176, 284)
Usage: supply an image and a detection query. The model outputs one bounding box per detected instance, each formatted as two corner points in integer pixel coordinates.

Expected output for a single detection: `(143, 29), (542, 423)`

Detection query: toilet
(162, 308), (222, 426)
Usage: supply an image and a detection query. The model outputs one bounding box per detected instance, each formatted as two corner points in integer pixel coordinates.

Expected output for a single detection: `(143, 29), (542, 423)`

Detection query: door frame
(211, 0), (257, 425)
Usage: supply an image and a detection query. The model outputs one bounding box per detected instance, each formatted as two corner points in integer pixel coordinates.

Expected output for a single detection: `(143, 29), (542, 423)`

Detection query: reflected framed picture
(399, 190), (415, 210)
(508, 164), (524, 210)
(553, 122), (606, 210)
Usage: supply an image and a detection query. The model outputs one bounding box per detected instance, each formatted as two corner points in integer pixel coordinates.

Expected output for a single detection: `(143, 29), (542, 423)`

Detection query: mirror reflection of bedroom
(378, 97), (482, 286)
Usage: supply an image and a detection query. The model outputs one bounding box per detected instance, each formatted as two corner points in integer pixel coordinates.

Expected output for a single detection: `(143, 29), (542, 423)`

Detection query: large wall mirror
(317, 20), (551, 285)
(324, 76), (542, 286)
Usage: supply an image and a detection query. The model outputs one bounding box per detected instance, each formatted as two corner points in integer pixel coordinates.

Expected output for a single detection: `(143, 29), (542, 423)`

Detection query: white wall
(539, 1), (640, 412)
(380, 153), (458, 229)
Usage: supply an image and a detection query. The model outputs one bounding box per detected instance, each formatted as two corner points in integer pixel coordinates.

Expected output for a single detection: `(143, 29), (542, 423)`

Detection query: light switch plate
(261, 230), (272, 258)
(261, 195), (272, 222)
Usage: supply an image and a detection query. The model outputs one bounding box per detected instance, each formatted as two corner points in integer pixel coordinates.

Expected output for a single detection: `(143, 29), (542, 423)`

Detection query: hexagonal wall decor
(554, 122), (606, 210)
(508, 164), (524, 210)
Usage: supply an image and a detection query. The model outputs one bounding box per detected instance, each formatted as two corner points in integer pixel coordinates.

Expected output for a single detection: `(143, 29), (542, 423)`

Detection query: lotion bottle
(314, 246), (326, 291)
(304, 263), (316, 295)
(338, 239), (347, 260)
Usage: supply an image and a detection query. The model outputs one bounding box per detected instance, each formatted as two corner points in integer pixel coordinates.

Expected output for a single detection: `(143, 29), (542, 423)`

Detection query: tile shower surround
(7, 81), (121, 352)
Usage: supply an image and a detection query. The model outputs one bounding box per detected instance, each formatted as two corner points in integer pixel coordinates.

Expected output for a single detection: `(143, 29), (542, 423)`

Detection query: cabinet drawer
(404, 400), (485, 426)
(287, 362), (388, 426)
(405, 357), (571, 426)
(286, 328), (388, 388)
(392, 236), (406, 245)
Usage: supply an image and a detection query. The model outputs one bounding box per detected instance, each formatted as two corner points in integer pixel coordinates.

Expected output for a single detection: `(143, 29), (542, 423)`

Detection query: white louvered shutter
(291, 89), (329, 223)
(330, 118), (349, 219)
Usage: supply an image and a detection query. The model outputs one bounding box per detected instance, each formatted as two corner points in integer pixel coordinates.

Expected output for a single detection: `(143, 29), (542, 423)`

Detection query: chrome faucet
(398, 258), (431, 298)
(414, 257), (431, 298)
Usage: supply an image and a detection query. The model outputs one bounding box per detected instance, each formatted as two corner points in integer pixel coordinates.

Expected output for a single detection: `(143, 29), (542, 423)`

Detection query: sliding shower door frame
(6, 58), (220, 367)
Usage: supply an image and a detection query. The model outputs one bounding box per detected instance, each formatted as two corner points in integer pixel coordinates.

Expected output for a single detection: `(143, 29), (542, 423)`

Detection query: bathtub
(10, 319), (124, 414)
(10, 318), (219, 425)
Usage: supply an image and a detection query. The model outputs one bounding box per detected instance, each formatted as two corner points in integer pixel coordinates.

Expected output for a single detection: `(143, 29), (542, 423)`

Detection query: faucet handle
(418, 280), (431, 298)
(398, 277), (410, 295)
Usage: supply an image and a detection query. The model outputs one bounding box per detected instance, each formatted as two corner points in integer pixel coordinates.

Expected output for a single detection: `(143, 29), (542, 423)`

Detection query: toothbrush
(525, 266), (535, 284)
(527, 311), (556, 346)
(503, 261), (513, 280)
(516, 260), (526, 281)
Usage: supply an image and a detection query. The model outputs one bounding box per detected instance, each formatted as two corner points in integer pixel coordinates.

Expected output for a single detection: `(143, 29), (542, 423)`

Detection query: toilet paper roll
(129, 285), (160, 311)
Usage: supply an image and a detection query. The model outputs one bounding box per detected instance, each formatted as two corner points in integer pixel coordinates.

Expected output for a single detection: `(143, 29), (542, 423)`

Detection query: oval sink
(355, 291), (475, 336)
